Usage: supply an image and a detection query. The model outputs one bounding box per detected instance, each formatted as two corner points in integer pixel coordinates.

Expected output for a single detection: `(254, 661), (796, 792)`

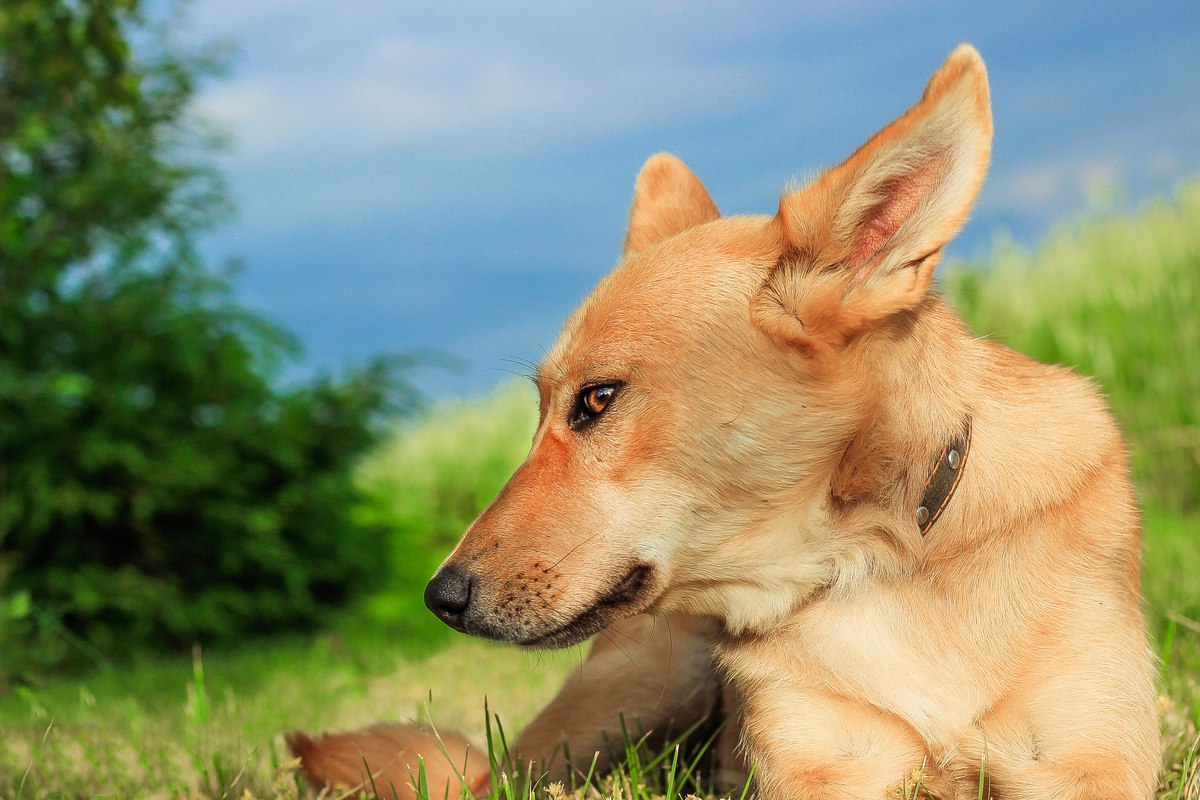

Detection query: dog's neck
(914, 416), (972, 535)
(666, 299), (985, 637)
(825, 297), (977, 529)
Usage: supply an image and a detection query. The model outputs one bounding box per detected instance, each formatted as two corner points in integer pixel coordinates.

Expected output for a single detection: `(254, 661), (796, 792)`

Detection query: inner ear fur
(623, 153), (720, 258)
(752, 44), (993, 351)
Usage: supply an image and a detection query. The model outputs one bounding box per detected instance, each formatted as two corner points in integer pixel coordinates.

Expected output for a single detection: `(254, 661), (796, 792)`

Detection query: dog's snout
(424, 566), (472, 631)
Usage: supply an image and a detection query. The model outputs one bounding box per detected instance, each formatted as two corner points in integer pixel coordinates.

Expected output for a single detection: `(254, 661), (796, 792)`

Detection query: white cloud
(194, 33), (764, 163)
(987, 164), (1065, 212)
(187, 8), (785, 231)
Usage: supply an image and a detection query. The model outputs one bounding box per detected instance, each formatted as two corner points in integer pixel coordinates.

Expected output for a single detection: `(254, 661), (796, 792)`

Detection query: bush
(0, 0), (416, 679)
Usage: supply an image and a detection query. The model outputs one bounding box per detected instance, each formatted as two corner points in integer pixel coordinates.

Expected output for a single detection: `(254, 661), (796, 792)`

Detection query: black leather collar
(916, 417), (971, 535)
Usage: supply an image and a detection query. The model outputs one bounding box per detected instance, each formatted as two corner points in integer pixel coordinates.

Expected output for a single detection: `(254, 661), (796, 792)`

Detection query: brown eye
(569, 383), (621, 431)
(584, 385), (615, 414)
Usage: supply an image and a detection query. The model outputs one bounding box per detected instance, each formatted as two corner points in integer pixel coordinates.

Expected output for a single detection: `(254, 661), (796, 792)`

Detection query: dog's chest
(719, 586), (1000, 750)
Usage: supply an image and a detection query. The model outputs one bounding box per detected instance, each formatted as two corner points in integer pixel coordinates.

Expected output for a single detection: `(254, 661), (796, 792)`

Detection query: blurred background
(0, 2), (1197, 797)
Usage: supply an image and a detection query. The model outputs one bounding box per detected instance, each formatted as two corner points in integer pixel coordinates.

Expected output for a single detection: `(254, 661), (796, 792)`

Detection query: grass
(0, 633), (579, 798)
(2, 184), (1200, 798)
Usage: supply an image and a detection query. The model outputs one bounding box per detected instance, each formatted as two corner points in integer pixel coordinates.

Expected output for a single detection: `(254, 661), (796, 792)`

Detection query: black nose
(424, 566), (472, 631)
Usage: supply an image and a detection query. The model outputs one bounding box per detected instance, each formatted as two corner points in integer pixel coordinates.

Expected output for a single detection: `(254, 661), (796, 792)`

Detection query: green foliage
(353, 382), (537, 634)
(944, 183), (1200, 510)
(0, 0), (415, 679)
(0, 0), (228, 291)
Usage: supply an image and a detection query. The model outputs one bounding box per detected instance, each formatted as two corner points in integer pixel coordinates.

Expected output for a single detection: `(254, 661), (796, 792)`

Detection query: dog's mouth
(517, 563), (656, 649)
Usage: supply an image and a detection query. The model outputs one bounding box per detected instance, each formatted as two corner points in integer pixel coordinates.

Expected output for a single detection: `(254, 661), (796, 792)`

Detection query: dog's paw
(285, 722), (486, 798)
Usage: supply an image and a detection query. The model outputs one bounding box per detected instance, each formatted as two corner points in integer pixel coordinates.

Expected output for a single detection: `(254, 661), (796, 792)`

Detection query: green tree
(0, 0), (415, 678)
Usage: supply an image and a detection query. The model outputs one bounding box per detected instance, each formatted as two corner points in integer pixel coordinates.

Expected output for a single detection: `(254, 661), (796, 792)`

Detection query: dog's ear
(753, 44), (992, 352)
(623, 153), (720, 258)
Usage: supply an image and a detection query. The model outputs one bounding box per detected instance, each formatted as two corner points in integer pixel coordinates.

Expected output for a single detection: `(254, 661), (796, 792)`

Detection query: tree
(0, 0), (415, 678)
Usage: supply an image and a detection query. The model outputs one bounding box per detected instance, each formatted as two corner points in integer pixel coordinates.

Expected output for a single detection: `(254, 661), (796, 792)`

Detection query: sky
(177, 1), (1200, 399)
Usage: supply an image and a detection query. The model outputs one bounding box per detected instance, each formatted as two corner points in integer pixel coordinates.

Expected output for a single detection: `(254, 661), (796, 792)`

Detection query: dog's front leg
(514, 612), (731, 783)
(738, 683), (927, 800)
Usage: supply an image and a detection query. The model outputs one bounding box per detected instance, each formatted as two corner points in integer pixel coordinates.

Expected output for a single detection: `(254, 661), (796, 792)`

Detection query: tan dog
(293, 45), (1160, 799)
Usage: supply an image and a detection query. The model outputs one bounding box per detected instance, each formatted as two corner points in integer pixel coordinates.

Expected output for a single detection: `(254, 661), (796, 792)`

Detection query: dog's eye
(569, 383), (620, 431)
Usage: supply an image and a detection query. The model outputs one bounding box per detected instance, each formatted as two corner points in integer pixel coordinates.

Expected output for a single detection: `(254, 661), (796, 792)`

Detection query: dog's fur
(290, 45), (1160, 799)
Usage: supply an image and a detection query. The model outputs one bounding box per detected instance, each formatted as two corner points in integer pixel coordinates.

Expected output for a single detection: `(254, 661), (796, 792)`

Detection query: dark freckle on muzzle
(497, 560), (563, 615)
(511, 562), (657, 649)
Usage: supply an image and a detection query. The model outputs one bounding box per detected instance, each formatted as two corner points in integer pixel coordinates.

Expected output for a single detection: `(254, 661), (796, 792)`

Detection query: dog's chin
(509, 563), (657, 649)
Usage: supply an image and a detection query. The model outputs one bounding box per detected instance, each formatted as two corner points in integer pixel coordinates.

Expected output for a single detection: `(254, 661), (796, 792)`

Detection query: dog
(290, 44), (1160, 799)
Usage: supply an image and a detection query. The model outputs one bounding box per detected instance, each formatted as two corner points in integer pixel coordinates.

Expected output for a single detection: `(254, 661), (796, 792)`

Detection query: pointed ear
(753, 44), (992, 351)
(623, 153), (720, 258)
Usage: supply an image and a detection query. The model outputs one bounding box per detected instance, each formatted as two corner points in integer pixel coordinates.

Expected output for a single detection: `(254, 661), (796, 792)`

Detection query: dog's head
(426, 45), (992, 646)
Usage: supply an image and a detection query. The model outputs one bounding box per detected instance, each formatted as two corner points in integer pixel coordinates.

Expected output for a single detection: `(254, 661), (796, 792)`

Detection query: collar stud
(916, 417), (972, 535)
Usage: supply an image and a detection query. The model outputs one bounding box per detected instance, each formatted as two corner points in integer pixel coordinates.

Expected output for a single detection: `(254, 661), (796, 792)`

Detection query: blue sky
(181, 1), (1200, 399)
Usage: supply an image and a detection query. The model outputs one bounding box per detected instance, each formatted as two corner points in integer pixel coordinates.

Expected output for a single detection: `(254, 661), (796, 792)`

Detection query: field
(2, 185), (1199, 798)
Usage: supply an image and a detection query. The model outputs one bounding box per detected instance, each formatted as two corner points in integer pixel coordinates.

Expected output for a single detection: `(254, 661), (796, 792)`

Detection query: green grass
(0, 633), (578, 798)
(1145, 507), (1200, 800)
(3, 185), (1200, 798)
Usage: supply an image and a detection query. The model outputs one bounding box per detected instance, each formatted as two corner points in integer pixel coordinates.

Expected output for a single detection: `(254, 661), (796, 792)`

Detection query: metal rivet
(916, 506), (930, 525)
(948, 449), (961, 470)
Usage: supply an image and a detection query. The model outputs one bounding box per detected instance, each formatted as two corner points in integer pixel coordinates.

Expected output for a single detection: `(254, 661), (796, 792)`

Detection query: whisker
(490, 365), (536, 381)
(651, 614), (673, 711)
(501, 355), (541, 372)
(598, 628), (637, 667)
(549, 530), (604, 571)
(603, 622), (646, 645)
(574, 638), (586, 691)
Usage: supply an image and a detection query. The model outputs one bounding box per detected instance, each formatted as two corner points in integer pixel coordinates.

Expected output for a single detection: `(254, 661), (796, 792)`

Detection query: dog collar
(916, 417), (972, 535)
